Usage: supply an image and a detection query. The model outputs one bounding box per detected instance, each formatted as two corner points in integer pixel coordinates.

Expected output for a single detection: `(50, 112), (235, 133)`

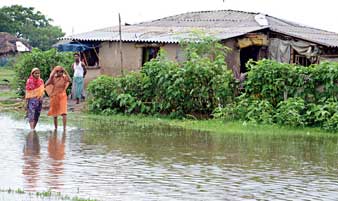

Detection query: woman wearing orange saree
(25, 68), (44, 130)
(45, 66), (71, 131)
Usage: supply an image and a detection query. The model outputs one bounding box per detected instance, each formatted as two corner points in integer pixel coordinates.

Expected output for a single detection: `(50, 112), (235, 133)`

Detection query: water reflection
(22, 131), (40, 191)
(47, 131), (66, 190)
(1, 115), (338, 200)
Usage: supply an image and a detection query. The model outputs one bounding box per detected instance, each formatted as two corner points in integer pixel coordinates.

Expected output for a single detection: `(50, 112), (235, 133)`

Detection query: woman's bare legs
(53, 117), (58, 130)
(29, 121), (35, 130)
(62, 114), (67, 131)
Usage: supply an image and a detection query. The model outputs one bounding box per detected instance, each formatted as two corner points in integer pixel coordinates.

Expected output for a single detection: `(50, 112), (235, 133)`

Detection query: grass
(0, 67), (18, 101)
(2, 110), (336, 137)
(68, 113), (337, 137)
(0, 67), (15, 85)
(0, 188), (98, 201)
(0, 90), (18, 98)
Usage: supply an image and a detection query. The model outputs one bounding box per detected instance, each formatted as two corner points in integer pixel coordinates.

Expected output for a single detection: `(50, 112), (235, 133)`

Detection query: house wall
(162, 44), (180, 61)
(91, 39), (247, 80)
(98, 42), (180, 76)
(224, 39), (241, 72)
(84, 67), (101, 87)
(99, 42), (143, 76)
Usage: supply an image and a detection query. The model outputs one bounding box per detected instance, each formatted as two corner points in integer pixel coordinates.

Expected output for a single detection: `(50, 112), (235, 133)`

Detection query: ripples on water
(1, 115), (338, 200)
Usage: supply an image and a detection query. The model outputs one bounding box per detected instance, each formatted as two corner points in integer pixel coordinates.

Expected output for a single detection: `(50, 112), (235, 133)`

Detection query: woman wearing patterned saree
(45, 66), (71, 131)
(25, 68), (44, 130)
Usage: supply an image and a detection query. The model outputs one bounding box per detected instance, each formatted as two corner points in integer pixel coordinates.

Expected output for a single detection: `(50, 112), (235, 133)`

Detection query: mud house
(0, 32), (31, 66)
(59, 10), (338, 81)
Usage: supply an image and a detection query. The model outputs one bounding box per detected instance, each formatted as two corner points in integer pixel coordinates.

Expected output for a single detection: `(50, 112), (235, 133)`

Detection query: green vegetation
(87, 35), (338, 131)
(0, 67), (19, 105)
(0, 5), (64, 50)
(0, 188), (98, 201)
(0, 90), (17, 99)
(214, 60), (338, 131)
(245, 59), (338, 104)
(0, 67), (15, 85)
(68, 113), (336, 137)
(3, 109), (336, 137)
(14, 48), (73, 95)
(88, 35), (235, 118)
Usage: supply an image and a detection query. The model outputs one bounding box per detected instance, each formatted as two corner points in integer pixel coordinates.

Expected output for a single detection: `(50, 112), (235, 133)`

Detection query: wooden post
(119, 13), (124, 76)
(92, 47), (99, 66)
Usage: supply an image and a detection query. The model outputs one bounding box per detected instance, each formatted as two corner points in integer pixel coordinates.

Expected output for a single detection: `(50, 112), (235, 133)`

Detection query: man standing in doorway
(71, 53), (87, 104)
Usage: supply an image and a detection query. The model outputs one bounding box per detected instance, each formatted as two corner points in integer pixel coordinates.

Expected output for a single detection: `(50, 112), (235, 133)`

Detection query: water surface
(1, 115), (338, 200)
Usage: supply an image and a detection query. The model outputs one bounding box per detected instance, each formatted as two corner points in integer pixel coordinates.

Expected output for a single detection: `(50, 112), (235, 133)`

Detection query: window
(81, 47), (100, 68)
(291, 49), (318, 67)
(294, 55), (312, 67)
(142, 47), (160, 65)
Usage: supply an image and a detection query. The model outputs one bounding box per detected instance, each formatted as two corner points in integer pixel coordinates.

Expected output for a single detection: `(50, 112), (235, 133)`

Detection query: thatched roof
(0, 32), (31, 55)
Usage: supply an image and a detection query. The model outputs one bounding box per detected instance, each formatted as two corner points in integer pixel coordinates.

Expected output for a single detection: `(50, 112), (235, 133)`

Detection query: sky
(1, 0), (338, 36)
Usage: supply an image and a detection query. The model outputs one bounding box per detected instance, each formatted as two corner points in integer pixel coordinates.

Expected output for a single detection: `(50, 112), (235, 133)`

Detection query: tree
(0, 5), (65, 50)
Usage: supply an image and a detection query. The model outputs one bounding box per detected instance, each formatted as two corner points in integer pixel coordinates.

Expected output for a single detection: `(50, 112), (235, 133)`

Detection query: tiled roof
(61, 10), (338, 47)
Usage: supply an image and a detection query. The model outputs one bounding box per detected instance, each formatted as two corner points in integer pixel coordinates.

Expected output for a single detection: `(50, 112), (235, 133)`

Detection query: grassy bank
(2, 110), (336, 137)
(0, 67), (19, 101)
(0, 67), (15, 85)
(68, 113), (337, 137)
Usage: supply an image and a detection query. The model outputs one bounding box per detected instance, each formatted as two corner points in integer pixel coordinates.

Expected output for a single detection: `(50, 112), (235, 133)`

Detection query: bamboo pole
(119, 13), (124, 76)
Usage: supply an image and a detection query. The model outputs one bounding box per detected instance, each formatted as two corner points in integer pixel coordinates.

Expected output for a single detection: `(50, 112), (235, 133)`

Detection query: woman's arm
(46, 70), (57, 86)
(45, 77), (53, 86)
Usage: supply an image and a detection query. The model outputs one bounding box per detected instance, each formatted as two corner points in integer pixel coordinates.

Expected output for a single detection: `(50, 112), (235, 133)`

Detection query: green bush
(305, 98), (338, 127)
(88, 36), (235, 118)
(245, 60), (338, 105)
(274, 98), (306, 127)
(212, 95), (274, 124)
(323, 113), (338, 131)
(88, 73), (153, 115)
(87, 75), (121, 113)
(14, 48), (73, 96)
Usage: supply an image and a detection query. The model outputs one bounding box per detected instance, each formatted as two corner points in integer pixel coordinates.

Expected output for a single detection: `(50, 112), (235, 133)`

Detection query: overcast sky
(1, 0), (338, 36)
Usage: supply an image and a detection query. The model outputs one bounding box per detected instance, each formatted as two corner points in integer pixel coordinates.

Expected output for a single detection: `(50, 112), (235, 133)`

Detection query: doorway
(240, 45), (261, 73)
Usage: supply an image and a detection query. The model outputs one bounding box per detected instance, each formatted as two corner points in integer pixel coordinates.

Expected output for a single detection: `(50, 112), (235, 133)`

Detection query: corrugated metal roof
(61, 10), (338, 47)
(62, 26), (267, 43)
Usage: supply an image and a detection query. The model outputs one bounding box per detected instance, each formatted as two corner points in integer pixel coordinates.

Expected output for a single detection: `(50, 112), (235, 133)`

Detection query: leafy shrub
(245, 60), (338, 105)
(274, 98), (306, 127)
(88, 36), (235, 118)
(87, 75), (121, 113)
(311, 62), (338, 100)
(14, 48), (73, 95)
(245, 99), (274, 124)
(305, 98), (338, 127)
(212, 95), (274, 124)
(323, 113), (338, 131)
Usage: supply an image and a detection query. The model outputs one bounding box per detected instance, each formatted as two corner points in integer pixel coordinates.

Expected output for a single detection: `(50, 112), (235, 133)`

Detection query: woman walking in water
(45, 66), (71, 131)
(25, 68), (44, 131)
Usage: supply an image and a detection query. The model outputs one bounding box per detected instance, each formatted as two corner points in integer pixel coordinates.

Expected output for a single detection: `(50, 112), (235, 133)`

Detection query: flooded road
(1, 115), (338, 200)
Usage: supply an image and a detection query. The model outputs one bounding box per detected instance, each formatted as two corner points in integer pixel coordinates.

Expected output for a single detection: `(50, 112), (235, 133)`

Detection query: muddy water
(1, 115), (338, 200)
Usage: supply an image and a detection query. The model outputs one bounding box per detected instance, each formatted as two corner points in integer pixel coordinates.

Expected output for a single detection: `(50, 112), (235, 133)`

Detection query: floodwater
(1, 115), (338, 201)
